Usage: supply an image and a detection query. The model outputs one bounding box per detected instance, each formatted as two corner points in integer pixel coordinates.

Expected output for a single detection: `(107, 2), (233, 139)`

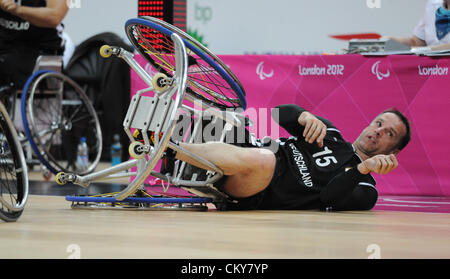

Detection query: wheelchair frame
(57, 32), (249, 208)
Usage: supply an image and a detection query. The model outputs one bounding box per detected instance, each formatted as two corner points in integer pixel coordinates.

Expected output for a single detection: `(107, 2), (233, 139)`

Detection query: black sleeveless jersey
(0, 0), (63, 51)
(257, 104), (377, 211)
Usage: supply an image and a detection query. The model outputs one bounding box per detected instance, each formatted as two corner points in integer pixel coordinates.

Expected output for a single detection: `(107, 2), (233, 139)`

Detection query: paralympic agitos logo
(371, 61), (390, 80)
(256, 61), (274, 80)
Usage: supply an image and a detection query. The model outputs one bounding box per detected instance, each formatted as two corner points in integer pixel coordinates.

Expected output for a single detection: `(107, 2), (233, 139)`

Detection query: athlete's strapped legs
(176, 142), (276, 198)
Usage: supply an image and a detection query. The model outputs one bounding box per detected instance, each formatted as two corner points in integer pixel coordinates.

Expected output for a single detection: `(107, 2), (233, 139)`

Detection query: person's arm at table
(383, 36), (450, 51)
(384, 35), (427, 47)
(428, 42), (450, 50)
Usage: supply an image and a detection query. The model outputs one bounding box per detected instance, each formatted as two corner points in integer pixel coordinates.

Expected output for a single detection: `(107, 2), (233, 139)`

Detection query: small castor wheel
(55, 172), (66, 185)
(152, 73), (170, 92)
(129, 141), (146, 159)
(99, 45), (113, 58)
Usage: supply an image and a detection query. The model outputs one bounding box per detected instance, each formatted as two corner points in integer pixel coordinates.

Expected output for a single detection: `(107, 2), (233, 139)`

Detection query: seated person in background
(0, 0), (68, 90)
(175, 104), (411, 211)
(387, 0), (450, 52)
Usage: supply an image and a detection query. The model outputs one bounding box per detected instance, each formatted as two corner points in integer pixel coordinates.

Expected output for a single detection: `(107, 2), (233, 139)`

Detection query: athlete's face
(354, 112), (407, 157)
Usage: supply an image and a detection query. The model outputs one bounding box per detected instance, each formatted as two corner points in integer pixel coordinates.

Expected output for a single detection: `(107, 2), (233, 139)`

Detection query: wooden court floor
(1, 193), (450, 259)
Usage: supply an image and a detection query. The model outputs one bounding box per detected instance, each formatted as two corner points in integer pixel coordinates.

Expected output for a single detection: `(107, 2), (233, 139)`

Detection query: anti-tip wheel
(129, 141), (146, 159)
(55, 172), (66, 185)
(99, 45), (112, 58)
(152, 73), (170, 92)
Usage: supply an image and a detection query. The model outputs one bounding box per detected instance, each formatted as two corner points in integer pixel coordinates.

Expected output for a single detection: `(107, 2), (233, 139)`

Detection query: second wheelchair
(1, 55), (102, 178)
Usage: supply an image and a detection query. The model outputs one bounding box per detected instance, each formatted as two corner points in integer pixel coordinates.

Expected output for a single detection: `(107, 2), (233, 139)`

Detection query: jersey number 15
(312, 147), (337, 167)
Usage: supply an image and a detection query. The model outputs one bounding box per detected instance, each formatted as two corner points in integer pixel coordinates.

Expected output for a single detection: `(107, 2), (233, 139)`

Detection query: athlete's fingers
(389, 154), (398, 172)
(309, 122), (323, 144)
(383, 155), (396, 174)
(316, 126), (327, 147)
(391, 154), (399, 169)
(304, 121), (317, 142)
(386, 154), (399, 173)
(313, 123), (326, 145)
(380, 156), (391, 174)
(376, 156), (385, 174)
(383, 156), (393, 174)
(371, 157), (381, 173)
(303, 119), (313, 138)
(384, 156), (394, 174)
(312, 120), (326, 143)
(374, 156), (383, 173)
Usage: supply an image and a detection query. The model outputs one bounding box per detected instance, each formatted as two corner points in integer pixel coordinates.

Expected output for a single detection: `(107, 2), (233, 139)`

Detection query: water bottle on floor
(76, 137), (89, 172)
(110, 134), (122, 166)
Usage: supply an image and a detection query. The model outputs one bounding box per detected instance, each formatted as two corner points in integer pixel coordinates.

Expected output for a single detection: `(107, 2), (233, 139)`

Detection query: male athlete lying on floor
(175, 104), (411, 211)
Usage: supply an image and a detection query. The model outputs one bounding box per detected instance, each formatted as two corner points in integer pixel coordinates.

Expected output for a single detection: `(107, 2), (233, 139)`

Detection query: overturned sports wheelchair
(58, 17), (256, 211)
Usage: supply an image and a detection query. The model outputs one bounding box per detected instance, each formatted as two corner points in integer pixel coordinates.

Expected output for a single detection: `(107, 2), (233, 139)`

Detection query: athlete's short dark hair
(381, 108), (411, 151)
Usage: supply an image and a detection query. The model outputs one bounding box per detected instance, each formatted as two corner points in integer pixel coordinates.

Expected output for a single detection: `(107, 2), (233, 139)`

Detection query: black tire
(0, 103), (28, 222)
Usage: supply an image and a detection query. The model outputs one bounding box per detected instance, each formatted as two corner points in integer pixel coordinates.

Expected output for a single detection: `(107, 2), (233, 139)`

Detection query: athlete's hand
(0, 0), (18, 14)
(357, 154), (399, 175)
(298, 111), (327, 147)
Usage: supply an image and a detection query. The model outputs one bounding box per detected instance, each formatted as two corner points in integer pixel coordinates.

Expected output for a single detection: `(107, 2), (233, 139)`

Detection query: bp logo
(194, 3), (212, 24)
